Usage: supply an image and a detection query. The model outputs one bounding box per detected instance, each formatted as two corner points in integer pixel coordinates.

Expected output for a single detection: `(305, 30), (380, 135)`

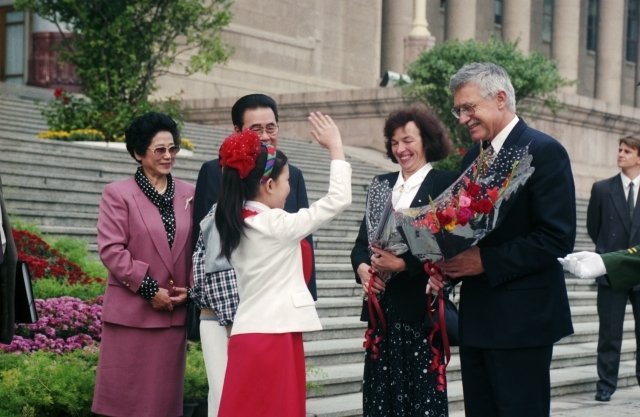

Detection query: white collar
(620, 173), (640, 189)
(244, 200), (271, 213)
(393, 163), (432, 192)
(486, 115), (519, 154)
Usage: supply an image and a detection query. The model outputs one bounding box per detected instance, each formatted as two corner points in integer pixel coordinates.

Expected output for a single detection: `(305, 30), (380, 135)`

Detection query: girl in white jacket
(216, 112), (352, 417)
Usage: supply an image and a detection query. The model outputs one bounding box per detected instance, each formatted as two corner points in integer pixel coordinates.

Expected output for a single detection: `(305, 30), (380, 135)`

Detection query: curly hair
(383, 104), (452, 164)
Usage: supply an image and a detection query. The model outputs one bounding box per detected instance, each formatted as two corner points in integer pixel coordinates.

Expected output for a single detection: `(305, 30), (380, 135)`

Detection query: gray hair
(449, 62), (516, 113)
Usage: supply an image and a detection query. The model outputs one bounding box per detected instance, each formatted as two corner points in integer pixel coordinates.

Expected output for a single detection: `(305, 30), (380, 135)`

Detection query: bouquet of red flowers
(395, 144), (535, 263)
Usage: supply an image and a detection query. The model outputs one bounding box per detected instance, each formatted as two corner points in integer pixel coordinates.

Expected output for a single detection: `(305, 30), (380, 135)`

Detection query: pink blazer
(97, 177), (194, 328)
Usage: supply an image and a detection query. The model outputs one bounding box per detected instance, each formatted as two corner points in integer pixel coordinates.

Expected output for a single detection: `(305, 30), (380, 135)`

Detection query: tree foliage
(404, 39), (571, 170)
(16, 0), (233, 139)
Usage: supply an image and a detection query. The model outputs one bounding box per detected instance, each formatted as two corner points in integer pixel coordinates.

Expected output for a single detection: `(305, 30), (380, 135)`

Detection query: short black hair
(125, 112), (180, 162)
(231, 94), (279, 128)
(383, 104), (452, 163)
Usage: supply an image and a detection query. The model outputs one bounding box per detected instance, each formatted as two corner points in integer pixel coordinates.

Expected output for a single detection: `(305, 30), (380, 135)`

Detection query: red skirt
(218, 332), (306, 417)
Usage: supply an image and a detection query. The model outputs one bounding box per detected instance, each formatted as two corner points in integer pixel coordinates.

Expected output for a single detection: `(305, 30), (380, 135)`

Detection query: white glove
(557, 251), (606, 279)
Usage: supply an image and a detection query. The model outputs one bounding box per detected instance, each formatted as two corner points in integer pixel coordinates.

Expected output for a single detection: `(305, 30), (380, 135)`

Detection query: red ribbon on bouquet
(362, 268), (387, 360)
(425, 261), (452, 392)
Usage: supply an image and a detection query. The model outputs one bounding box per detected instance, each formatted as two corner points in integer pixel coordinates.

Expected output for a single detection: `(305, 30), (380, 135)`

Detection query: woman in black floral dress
(351, 104), (456, 416)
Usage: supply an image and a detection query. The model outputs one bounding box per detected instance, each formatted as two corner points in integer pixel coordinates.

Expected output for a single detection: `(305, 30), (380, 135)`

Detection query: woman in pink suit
(92, 112), (195, 417)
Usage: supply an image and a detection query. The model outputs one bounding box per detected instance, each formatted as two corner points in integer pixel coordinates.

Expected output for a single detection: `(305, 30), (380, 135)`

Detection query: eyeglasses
(451, 102), (479, 119)
(248, 123), (278, 136)
(150, 145), (180, 158)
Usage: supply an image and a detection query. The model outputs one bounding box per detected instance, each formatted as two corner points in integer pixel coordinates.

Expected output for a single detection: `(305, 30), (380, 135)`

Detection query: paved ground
(448, 385), (640, 417)
(550, 385), (640, 417)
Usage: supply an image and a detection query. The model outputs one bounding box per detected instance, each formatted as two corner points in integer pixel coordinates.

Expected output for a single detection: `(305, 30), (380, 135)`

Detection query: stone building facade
(1, 0), (640, 196)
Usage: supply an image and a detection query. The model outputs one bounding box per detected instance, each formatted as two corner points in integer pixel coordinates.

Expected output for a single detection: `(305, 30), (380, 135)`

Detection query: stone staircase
(0, 84), (637, 416)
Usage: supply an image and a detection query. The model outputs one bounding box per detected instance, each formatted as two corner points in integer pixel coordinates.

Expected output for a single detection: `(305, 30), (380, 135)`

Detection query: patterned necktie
(628, 182), (635, 220)
(480, 143), (495, 175)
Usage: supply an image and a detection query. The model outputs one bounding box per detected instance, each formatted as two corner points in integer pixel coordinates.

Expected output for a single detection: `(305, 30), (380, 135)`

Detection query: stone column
(381, 0), (412, 74)
(595, 0), (625, 104)
(403, 0), (436, 66)
(552, 0), (580, 94)
(446, 0), (476, 40)
(503, 0), (531, 53)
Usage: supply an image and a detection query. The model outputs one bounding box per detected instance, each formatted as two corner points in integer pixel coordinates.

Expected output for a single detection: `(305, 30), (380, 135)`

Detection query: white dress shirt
(392, 163), (432, 209)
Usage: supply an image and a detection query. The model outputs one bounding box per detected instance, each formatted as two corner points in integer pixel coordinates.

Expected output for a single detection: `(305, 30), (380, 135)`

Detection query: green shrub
(0, 348), (98, 417)
(0, 343), (208, 416)
(50, 236), (107, 279)
(184, 341), (208, 401)
(33, 278), (105, 301)
(10, 219), (41, 235)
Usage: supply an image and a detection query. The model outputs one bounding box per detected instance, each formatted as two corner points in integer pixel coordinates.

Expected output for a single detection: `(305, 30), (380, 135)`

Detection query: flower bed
(12, 229), (104, 285)
(0, 227), (208, 416)
(2, 297), (102, 354)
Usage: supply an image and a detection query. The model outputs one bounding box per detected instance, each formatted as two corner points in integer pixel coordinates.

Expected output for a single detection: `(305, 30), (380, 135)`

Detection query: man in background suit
(0, 175), (18, 344)
(192, 93), (315, 415)
(586, 136), (640, 402)
(430, 62), (576, 417)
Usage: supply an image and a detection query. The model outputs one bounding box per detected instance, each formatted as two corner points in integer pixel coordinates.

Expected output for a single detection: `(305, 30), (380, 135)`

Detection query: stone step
(306, 350), (638, 416)
(316, 280), (362, 298)
(304, 316), (366, 342)
(305, 339), (637, 400)
(315, 297), (363, 318)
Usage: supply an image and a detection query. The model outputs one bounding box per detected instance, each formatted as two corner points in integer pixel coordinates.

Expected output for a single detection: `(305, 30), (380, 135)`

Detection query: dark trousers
(596, 283), (640, 393)
(460, 344), (553, 417)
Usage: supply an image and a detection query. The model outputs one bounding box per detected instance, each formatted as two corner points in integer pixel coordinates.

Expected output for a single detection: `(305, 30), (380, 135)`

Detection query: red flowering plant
(12, 229), (104, 285)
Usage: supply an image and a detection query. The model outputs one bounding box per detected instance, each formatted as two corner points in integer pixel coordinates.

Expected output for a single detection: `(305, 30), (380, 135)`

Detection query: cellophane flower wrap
(394, 143), (535, 263)
(365, 177), (408, 286)
(362, 177), (408, 360)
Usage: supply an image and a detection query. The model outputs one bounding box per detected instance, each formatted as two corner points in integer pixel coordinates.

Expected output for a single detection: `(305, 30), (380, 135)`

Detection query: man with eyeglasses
(429, 62), (576, 417)
(191, 93), (315, 416)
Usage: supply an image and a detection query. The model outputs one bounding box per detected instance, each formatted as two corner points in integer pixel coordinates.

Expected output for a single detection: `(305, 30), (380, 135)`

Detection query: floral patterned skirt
(363, 299), (449, 417)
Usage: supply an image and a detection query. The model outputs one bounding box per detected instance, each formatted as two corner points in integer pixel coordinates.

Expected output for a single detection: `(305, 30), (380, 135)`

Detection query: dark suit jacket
(587, 174), (640, 285)
(351, 169), (457, 323)
(458, 118), (576, 349)
(192, 159), (317, 299)
(0, 176), (18, 343)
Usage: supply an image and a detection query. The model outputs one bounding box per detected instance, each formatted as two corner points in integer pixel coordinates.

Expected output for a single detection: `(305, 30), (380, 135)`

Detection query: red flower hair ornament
(219, 129), (262, 179)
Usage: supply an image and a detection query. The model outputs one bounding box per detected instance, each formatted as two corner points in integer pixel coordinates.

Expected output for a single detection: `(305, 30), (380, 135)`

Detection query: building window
(0, 8), (25, 84)
(626, 0), (638, 62)
(586, 0), (598, 52)
(440, 0), (447, 10)
(495, 0), (503, 25)
(542, 0), (554, 42)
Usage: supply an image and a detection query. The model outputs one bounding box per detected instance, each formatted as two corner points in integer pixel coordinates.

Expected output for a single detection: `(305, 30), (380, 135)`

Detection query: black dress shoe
(595, 390), (612, 402)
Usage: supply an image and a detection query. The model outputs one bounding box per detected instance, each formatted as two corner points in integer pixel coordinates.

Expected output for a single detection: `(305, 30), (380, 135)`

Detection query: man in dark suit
(0, 175), (18, 344)
(192, 93), (316, 298)
(432, 63), (576, 417)
(586, 136), (640, 402)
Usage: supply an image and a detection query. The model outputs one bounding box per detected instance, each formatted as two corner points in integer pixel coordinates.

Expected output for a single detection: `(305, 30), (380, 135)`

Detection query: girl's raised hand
(308, 112), (344, 160)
